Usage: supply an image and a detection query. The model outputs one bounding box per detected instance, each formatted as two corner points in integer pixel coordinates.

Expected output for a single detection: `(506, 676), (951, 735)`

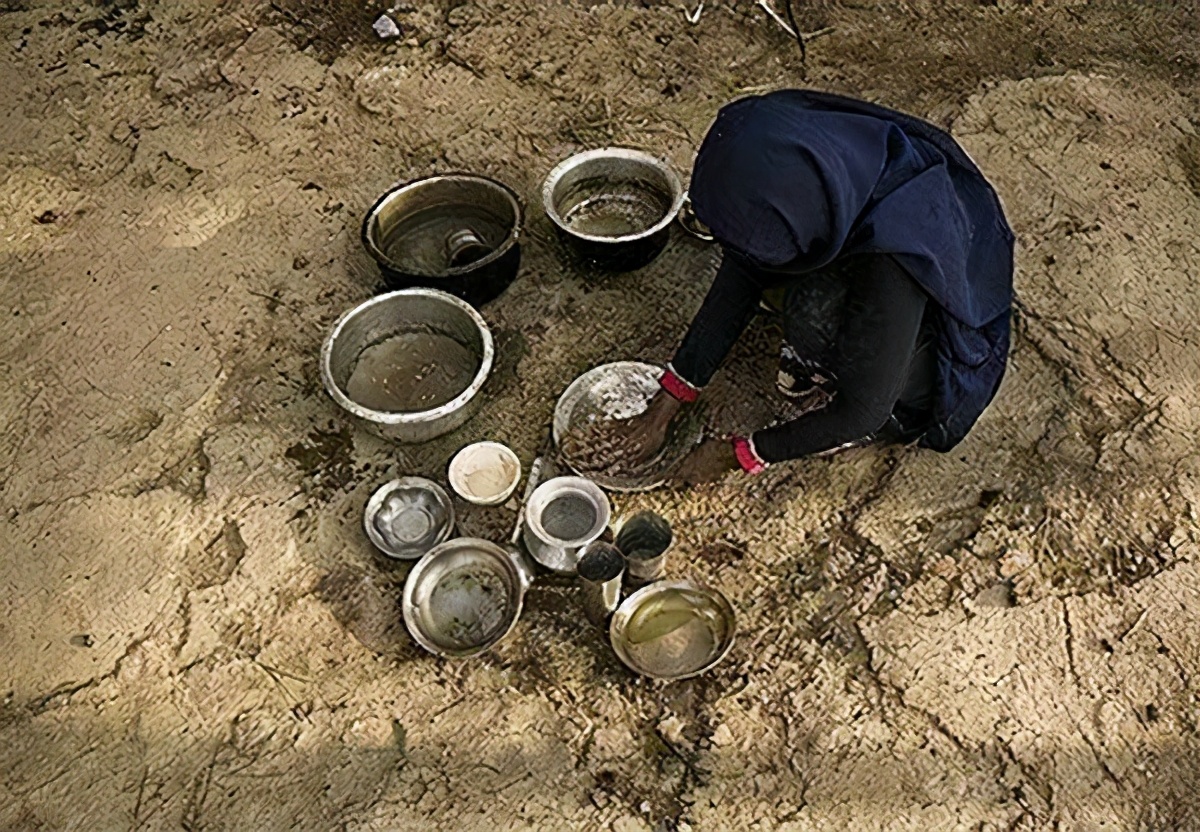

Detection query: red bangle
(733, 436), (767, 474)
(660, 368), (699, 404)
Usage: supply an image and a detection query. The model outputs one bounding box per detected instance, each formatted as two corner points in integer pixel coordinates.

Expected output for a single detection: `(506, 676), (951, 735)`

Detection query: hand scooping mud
(560, 390), (683, 478)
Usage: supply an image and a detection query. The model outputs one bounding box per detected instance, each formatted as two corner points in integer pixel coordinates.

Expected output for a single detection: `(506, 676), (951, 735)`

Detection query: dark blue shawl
(689, 90), (1015, 451)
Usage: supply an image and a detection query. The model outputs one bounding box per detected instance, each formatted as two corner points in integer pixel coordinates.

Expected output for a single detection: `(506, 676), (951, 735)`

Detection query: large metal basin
(362, 174), (523, 307)
(320, 289), (494, 444)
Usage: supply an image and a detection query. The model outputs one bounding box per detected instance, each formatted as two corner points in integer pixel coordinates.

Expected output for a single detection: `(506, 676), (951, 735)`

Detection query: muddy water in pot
(540, 492), (599, 541)
(560, 178), (672, 238)
(427, 565), (511, 648)
(379, 204), (508, 273)
(345, 332), (479, 413)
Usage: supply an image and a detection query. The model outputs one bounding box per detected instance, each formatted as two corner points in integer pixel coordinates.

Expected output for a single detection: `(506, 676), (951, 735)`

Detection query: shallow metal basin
(320, 289), (494, 444)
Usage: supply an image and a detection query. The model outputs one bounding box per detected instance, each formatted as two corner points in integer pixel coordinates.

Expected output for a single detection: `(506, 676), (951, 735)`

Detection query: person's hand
(673, 438), (738, 485)
(606, 390), (682, 467)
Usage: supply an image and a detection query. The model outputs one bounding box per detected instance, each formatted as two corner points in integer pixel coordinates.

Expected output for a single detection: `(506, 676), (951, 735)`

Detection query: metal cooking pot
(402, 537), (535, 658)
(521, 476), (611, 575)
(542, 148), (685, 271)
(362, 174), (523, 307)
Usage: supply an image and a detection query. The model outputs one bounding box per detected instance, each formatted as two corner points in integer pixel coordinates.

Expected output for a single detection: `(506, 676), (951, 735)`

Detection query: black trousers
(777, 265), (936, 446)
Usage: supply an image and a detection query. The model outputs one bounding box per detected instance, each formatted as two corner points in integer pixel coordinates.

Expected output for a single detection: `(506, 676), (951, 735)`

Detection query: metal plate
(552, 362), (704, 492)
(609, 580), (736, 681)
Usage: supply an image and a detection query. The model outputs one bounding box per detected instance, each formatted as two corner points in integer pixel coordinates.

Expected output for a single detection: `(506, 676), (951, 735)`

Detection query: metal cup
(615, 511), (673, 585)
(576, 542), (624, 626)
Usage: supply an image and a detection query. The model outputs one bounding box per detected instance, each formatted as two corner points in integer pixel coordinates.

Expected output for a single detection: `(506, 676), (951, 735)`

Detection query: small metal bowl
(542, 148), (685, 271)
(609, 580), (736, 681)
(447, 441), (522, 506)
(363, 478), (456, 560)
(553, 361), (704, 492)
(402, 537), (533, 658)
(362, 174), (523, 307)
(320, 289), (494, 444)
(521, 476), (611, 575)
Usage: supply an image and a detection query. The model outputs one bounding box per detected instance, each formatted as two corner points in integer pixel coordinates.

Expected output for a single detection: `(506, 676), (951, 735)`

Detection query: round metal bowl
(521, 476), (611, 575)
(362, 174), (523, 307)
(542, 148), (685, 271)
(402, 537), (533, 658)
(447, 441), (522, 506)
(552, 361), (704, 492)
(320, 289), (494, 444)
(363, 477), (455, 560)
(609, 580), (736, 681)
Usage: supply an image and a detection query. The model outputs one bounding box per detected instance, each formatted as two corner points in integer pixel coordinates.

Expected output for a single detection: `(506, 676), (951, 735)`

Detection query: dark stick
(784, 0), (807, 67)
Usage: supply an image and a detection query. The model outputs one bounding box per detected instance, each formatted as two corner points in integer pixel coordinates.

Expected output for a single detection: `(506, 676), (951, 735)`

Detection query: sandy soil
(2, 1), (1199, 829)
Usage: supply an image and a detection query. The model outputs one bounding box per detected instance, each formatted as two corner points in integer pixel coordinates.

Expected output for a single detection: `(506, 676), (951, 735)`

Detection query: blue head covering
(689, 90), (1014, 329)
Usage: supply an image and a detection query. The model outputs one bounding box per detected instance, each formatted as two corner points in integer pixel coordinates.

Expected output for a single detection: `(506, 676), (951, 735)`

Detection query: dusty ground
(2, 0), (1199, 829)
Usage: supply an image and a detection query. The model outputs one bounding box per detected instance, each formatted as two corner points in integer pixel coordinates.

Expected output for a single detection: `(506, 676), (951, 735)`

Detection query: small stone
(658, 715), (686, 746)
(710, 723), (734, 747)
(974, 581), (1015, 608)
(373, 15), (402, 39)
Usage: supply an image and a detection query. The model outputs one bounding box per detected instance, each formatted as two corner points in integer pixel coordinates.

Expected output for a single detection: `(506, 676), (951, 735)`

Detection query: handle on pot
(505, 544), (537, 593)
(676, 192), (714, 242)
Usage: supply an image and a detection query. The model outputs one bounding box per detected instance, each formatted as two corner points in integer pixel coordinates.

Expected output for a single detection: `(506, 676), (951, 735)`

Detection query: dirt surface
(2, 1), (1199, 829)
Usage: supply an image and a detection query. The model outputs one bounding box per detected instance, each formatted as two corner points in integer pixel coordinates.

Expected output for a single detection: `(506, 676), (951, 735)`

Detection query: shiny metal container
(521, 476), (611, 575)
(362, 174), (523, 306)
(363, 477), (455, 560)
(576, 542), (625, 626)
(542, 148), (684, 271)
(402, 537), (534, 658)
(553, 361), (703, 493)
(609, 580), (736, 681)
(320, 289), (494, 444)
(615, 511), (673, 584)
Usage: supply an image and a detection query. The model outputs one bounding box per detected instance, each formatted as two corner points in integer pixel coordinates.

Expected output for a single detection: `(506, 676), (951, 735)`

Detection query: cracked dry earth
(2, 1), (1199, 829)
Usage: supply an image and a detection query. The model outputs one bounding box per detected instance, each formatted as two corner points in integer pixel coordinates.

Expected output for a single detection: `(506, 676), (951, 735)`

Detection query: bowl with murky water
(609, 580), (736, 681)
(320, 289), (494, 443)
(363, 477), (455, 560)
(403, 537), (534, 658)
(362, 174), (523, 307)
(542, 148), (685, 271)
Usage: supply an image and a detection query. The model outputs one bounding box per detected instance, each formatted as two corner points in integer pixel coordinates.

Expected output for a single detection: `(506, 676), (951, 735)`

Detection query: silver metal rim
(608, 579), (737, 681)
(361, 173), (523, 277)
(541, 147), (686, 245)
(525, 476), (611, 547)
(401, 537), (526, 659)
(362, 477), (456, 560)
(319, 288), (495, 428)
(552, 361), (703, 493)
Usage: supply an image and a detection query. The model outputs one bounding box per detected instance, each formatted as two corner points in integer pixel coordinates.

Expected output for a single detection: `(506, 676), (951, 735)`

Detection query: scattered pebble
(373, 14), (401, 39)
